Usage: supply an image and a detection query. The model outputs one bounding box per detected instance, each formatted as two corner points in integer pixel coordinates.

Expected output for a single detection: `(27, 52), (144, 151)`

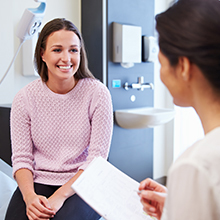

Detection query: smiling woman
(5, 18), (113, 220)
(41, 29), (81, 94)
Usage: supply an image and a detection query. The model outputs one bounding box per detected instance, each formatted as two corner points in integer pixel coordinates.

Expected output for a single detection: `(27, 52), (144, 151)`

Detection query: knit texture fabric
(11, 78), (113, 185)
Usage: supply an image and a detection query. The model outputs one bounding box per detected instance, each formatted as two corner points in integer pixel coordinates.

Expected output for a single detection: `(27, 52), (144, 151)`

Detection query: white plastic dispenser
(16, 0), (46, 42)
(113, 22), (142, 68)
(0, 0), (46, 83)
(142, 36), (159, 62)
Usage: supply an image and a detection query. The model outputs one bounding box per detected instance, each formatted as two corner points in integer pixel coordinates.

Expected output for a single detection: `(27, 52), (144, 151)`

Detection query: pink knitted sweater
(11, 78), (113, 185)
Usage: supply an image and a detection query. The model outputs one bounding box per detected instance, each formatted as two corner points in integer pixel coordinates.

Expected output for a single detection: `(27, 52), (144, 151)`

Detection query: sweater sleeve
(10, 89), (34, 179)
(78, 83), (113, 171)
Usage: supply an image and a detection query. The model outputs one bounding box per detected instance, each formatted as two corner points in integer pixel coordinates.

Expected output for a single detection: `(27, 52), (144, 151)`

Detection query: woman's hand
(138, 178), (167, 220)
(47, 169), (84, 213)
(14, 169), (55, 220)
(24, 192), (55, 220)
(48, 190), (66, 214)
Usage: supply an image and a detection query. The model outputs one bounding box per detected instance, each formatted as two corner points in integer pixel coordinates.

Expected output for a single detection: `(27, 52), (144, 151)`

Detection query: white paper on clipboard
(71, 156), (154, 220)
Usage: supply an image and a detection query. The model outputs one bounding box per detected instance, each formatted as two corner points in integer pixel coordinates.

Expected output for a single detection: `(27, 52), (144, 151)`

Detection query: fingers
(139, 178), (159, 190)
(139, 178), (167, 193)
(140, 197), (156, 212)
(27, 209), (51, 220)
(139, 191), (164, 219)
(26, 196), (55, 220)
(139, 191), (155, 211)
(39, 196), (54, 212)
(141, 190), (166, 204)
(140, 197), (159, 219)
(138, 179), (167, 220)
(28, 206), (54, 219)
(27, 208), (54, 220)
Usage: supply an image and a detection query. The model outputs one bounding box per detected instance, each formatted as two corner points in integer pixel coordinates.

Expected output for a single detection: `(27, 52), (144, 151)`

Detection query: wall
(82, 0), (155, 182)
(0, 0), (81, 105)
(153, 0), (174, 179)
(107, 0), (155, 182)
(0, 0), (14, 104)
(154, 0), (205, 180)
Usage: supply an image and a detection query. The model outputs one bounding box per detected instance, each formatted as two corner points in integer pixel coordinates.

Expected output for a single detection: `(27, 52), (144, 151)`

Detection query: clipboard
(71, 156), (154, 220)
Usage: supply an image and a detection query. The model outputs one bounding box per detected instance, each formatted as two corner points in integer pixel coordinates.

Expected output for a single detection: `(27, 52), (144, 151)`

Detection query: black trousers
(5, 183), (101, 220)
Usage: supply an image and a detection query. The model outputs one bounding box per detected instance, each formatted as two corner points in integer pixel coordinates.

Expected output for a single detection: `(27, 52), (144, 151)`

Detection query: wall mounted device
(142, 36), (159, 62)
(16, 0), (46, 42)
(0, 0), (46, 84)
(113, 22), (142, 68)
(17, 0), (46, 76)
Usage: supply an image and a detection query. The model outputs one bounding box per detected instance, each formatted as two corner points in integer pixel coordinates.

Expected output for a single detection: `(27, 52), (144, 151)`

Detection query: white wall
(0, 0), (81, 105)
(0, 0), (15, 104)
(153, 0), (205, 180)
(153, 0), (174, 179)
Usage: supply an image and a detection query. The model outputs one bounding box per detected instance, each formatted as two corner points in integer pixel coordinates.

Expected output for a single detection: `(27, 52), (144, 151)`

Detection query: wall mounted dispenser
(0, 0), (46, 83)
(17, 0), (46, 76)
(113, 22), (142, 68)
(16, 0), (46, 42)
(142, 36), (159, 62)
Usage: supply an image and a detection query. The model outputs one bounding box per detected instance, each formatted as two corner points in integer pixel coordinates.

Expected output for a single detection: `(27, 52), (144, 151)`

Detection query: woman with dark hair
(5, 18), (113, 220)
(34, 18), (94, 82)
(138, 0), (220, 219)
